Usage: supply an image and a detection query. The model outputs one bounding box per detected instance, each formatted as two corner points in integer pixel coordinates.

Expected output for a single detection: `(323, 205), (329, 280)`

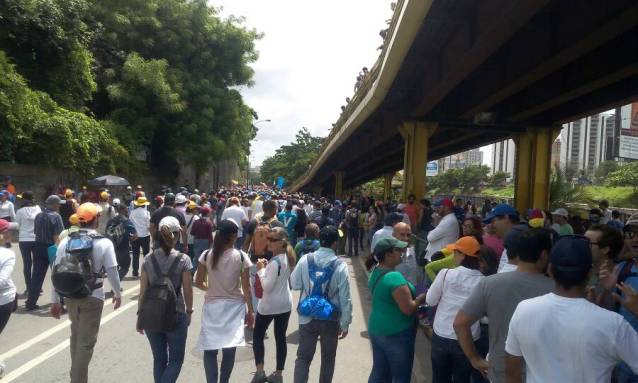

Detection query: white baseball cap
(551, 208), (569, 217)
(175, 194), (188, 204)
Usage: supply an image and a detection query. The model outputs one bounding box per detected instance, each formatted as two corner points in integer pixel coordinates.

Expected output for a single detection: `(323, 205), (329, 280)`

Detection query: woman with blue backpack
(250, 226), (296, 383)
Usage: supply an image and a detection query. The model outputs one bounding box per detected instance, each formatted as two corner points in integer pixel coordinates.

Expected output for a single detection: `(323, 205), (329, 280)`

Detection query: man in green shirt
(551, 208), (574, 236)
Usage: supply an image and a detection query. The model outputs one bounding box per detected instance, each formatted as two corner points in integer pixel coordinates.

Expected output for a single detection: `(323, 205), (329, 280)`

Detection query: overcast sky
(212, 0), (492, 167)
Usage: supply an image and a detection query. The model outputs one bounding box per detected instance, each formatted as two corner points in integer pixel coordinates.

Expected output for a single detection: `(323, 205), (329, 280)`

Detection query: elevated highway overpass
(291, 0), (638, 212)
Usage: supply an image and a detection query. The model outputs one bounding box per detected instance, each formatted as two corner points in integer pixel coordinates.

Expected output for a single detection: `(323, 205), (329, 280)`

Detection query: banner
(426, 161), (439, 176)
(276, 176), (285, 189)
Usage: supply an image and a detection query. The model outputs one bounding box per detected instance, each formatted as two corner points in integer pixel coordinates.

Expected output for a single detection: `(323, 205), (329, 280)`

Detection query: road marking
(1, 299), (138, 382)
(0, 285), (140, 362)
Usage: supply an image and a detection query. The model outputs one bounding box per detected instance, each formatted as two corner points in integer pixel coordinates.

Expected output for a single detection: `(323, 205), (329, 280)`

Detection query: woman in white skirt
(250, 227), (296, 383)
(195, 219), (254, 383)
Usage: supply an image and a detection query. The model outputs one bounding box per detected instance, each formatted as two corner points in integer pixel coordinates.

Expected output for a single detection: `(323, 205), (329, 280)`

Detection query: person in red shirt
(403, 194), (421, 232)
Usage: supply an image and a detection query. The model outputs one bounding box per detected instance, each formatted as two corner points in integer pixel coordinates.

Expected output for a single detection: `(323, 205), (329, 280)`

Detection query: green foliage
(594, 160), (619, 184)
(260, 128), (325, 184)
(606, 162), (638, 191)
(429, 165), (490, 194)
(549, 167), (594, 210)
(489, 171), (510, 187)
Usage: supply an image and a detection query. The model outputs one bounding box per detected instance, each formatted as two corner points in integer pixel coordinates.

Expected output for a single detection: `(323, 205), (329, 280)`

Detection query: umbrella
(88, 175), (130, 187)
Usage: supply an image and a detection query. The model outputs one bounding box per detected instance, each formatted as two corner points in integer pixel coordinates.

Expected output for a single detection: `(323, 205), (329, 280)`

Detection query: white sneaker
(0, 361), (6, 378)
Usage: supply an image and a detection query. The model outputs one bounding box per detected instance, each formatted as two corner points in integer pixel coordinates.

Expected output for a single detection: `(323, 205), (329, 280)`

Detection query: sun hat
(76, 203), (102, 223)
(373, 237), (408, 255)
(99, 191), (110, 201)
(134, 196), (151, 206)
(448, 236), (481, 257)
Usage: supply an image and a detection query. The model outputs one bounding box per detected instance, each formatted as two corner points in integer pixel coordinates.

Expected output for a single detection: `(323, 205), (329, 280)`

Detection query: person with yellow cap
(96, 191), (115, 235)
(426, 236), (483, 383)
(50, 202), (122, 383)
(59, 189), (79, 230)
(129, 196), (151, 278)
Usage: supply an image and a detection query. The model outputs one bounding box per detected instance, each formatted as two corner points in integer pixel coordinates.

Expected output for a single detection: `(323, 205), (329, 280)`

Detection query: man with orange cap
(96, 191), (115, 235)
(50, 202), (121, 383)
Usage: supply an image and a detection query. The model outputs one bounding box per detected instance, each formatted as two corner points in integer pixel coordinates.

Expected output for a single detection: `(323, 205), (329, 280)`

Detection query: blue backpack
(297, 254), (340, 321)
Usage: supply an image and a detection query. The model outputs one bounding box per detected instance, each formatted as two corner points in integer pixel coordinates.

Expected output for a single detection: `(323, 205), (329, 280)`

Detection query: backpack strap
(271, 256), (282, 276)
(370, 268), (392, 293)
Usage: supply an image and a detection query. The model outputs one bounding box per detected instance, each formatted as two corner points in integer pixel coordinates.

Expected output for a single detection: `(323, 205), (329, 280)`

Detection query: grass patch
(480, 186), (514, 198)
(585, 186), (638, 209)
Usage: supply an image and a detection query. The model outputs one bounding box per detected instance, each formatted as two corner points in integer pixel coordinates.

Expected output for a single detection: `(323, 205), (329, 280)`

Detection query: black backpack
(106, 216), (127, 248)
(52, 230), (105, 298)
(137, 254), (182, 332)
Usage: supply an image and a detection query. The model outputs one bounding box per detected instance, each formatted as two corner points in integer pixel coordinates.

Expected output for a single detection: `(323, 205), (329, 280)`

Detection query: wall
(177, 158), (242, 192)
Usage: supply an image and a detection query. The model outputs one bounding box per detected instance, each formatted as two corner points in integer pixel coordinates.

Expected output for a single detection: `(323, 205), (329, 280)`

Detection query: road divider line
(0, 285), (140, 362)
(1, 299), (138, 382)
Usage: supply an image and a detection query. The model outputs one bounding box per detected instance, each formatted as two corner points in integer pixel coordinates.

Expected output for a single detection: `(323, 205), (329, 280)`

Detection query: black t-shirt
(150, 206), (186, 241)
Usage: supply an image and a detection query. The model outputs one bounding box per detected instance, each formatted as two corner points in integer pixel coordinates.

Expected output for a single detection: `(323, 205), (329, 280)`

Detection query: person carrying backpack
(294, 223), (321, 260)
(137, 216), (193, 383)
(290, 225), (352, 383)
(106, 204), (137, 280)
(49, 203), (122, 383)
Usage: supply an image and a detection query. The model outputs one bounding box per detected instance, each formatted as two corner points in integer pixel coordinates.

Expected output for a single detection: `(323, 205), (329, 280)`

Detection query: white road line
(1, 299), (139, 382)
(0, 285), (140, 362)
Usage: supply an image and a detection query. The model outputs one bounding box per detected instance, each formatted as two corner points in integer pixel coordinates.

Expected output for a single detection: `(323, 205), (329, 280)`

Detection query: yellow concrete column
(334, 171), (344, 201)
(383, 173), (393, 201)
(514, 127), (560, 213)
(399, 121), (437, 201)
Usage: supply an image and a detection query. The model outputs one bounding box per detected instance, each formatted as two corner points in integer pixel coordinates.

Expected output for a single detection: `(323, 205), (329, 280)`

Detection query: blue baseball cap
(483, 203), (519, 224)
(550, 236), (592, 274)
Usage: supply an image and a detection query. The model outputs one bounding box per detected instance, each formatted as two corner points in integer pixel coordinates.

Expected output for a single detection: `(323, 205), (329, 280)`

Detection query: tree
(489, 171), (510, 187)
(606, 162), (638, 191)
(260, 128), (325, 184)
(594, 160), (620, 185)
(549, 167), (594, 210)
(459, 165), (491, 192)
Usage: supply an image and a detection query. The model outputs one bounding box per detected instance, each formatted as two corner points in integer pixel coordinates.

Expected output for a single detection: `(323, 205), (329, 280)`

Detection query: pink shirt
(199, 248), (252, 302)
(483, 233), (504, 256)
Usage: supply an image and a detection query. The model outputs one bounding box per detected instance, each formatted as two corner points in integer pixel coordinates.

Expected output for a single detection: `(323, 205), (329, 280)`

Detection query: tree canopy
(606, 161), (638, 191)
(429, 165), (491, 193)
(0, 0), (260, 178)
(260, 128), (325, 185)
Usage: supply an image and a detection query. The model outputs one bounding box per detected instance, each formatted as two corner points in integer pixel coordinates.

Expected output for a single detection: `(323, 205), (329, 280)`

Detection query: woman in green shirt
(366, 237), (427, 383)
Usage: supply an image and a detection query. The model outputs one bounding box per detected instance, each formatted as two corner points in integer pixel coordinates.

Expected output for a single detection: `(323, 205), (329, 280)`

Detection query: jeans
(26, 242), (50, 308)
(294, 319), (340, 383)
(253, 311), (291, 370)
(368, 327), (416, 383)
(67, 297), (104, 383)
(146, 312), (189, 383)
(0, 301), (13, 334)
(204, 348), (236, 383)
(115, 246), (131, 281)
(347, 228), (359, 257)
(431, 333), (475, 383)
(19, 241), (37, 290)
(618, 362), (638, 383)
(359, 227), (365, 249)
(471, 324), (489, 383)
(131, 236), (150, 276)
(193, 238), (210, 271)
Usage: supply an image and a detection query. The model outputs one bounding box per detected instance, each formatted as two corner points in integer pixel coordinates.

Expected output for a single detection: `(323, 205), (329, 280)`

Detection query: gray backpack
(136, 255), (182, 332)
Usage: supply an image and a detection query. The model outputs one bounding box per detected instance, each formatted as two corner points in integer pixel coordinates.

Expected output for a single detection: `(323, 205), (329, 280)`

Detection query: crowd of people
(1, 176), (638, 383)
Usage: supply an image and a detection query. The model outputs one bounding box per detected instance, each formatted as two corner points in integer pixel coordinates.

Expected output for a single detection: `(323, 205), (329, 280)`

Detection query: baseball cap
(69, 214), (79, 226)
(64, 189), (74, 198)
(159, 216), (181, 233)
(19, 191), (34, 201)
(99, 191), (109, 201)
(384, 212), (404, 226)
(219, 219), (239, 235)
(483, 203), (518, 224)
(373, 237), (408, 254)
(397, 203), (406, 211)
(187, 201), (197, 210)
(433, 198), (454, 209)
(550, 235), (592, 274)
(448, 236), (480, 257)
(45, 195), (66, 206)
(164, 193), (176, 204)
(175, 194), (188, 204)
(134, 196), (151, 206)
(320, 225), (340, 247)
(551, 208), (569, 217)
(199, 206), (212, 215)
(76, 203), (102, 223)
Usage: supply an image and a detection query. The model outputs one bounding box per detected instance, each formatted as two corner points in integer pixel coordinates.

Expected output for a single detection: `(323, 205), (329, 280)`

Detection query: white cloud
(211, 0), (394, 165)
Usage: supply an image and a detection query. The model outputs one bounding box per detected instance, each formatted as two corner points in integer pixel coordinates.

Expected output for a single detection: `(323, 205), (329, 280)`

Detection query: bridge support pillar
(383, 173), (393, 201)
(334, 171), (344, 201)
(399, 121), (437, 201)
(513, 126), (561, 213)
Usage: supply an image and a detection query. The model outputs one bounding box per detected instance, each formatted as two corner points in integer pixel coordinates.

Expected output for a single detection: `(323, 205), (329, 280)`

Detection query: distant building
(439, 148), (484, 171)
(491, 139), (515, 176)
(560, 111), (620, 173)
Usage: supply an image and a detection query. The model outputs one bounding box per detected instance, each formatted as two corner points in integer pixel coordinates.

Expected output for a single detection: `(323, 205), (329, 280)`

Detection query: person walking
(50, 203), (122, 383)
(26, 195), (65, 311)
(14, 191), (41, 293)
(0, 191), (15, 248)
(129, 196), (151, 278)
(107, 204), (137, 280)
(137, 216), (193, 383)
(191, 206), (214, 269)
(194, 219), (254, 383)
(290, 225), (352, 383)
(345, 203), (360, 257)
(0, 219), (17, 378)
(426, 236), (483, 383)
(251, 227), (296, 383)
(221, 197), (249, 249)
(366, 237), (426, 383)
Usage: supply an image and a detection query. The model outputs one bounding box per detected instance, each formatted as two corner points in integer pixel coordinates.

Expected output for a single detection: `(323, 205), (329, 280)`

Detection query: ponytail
(271, 227), (296, 271)
(159, 226), (176, 254)
(209, 229), (234, 270)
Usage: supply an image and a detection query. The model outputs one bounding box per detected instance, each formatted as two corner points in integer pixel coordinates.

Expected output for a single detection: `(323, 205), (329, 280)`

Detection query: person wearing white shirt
(129, 197), (152, 278)
(371, 213), (404, 252)
(221, 197), (249, 249)
(14, 192), (41, 291)
(426, 236), (483, 383)
(426, 199), (460, 261)
(250, 227), (295, 383)
(0, 219), (17, 336)
(505, 236), (638, 383)
(0, 192), (15, 249)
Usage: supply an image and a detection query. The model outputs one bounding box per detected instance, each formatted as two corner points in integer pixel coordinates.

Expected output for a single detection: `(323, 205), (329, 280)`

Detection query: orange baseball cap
(76, 203), (102, 223)
(448, 236), (480, 257)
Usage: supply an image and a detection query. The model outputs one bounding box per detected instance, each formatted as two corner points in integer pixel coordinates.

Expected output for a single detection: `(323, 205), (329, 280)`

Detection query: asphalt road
(0, 242), (431, 382)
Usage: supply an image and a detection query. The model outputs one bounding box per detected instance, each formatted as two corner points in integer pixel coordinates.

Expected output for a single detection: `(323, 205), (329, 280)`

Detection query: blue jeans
(431, 333), (474, 383)
(368, 327), (416, 383)
(145, 312), (188, 383)
(193, 239), (210, 271)
(618, 362), (638, 383)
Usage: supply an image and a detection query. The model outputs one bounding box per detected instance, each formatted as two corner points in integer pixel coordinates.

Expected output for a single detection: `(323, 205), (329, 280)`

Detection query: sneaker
(25, 304), (39, 311)
(250, 371), (267, 383)
(267, 373), (283, 383)
(0, 361), (5, 378)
